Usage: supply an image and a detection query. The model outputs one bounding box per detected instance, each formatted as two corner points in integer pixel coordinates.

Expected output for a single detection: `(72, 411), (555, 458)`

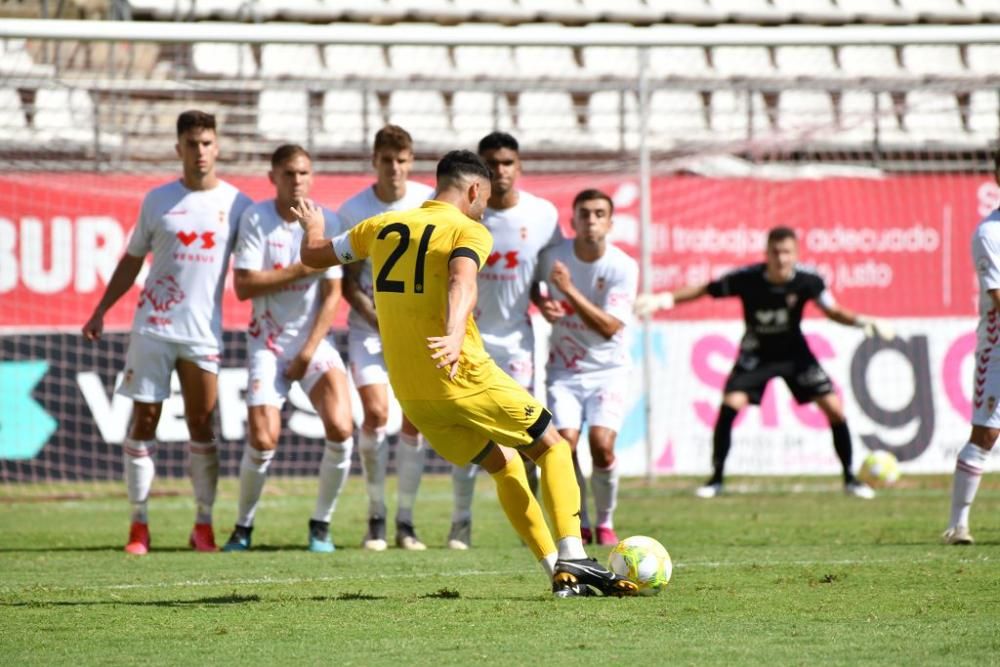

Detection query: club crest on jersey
(596, 277), (606, 291)
(124, 368), (134, 386)
(989, 396), (997, 413)
(520, 226), (528, 240)
(786, 293), (798, 308)
(218, 210), (226, 224)
(524, 405), (535, 418)
(978, 256), (991, 275)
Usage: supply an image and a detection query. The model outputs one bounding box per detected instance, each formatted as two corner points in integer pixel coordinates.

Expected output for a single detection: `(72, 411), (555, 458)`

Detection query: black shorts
(723, 348), (833, 406)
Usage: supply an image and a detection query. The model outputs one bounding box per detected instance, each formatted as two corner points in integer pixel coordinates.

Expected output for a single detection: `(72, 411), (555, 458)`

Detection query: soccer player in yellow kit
(294, 150), (636, 597)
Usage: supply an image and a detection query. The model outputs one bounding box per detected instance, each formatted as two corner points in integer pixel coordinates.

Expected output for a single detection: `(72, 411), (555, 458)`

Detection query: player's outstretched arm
(634, 284), (709, 317)
(233, 264), (320, 301)
(428, 255), (479, 379)
(820, 302), (896, 341)
(294, 197), (342, 269)
(81, 253), (145, 341)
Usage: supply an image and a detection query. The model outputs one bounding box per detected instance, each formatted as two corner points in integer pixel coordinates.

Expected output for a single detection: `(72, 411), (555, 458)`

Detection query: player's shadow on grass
(0, 593), (264, 608)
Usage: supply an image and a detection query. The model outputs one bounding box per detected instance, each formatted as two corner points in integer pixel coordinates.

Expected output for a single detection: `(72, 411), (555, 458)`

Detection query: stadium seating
(320, 89), (384, 150)
(387, 89), (452, 147)
(452, 90), (514, 144)
(257, 88), (310, 144)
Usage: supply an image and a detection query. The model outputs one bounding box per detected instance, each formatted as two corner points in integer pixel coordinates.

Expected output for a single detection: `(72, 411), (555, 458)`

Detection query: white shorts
(247, 337), (346, 408)
(972, 344), (1000, 428)
(484, 340), (534, 390)
(116, 332), (220, 403)
(547, 370), (629, 433)
(348, 329), (388, 388)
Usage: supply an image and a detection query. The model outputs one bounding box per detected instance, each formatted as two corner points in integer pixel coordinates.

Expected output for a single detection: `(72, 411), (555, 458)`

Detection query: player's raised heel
(554, 557), (639, 597)
(188, 523), (219, 552)
(552, 571), (593, 598)
(580, 526), (593, 545)
(844, 481), (876, 500)
(222, 525), (252, 552)
(124, 521), (150, 555)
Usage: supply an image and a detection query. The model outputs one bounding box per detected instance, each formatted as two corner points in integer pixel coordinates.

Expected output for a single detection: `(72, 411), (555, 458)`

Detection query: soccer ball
(607, 535), (672, 595)
(858, 450), (900, 488)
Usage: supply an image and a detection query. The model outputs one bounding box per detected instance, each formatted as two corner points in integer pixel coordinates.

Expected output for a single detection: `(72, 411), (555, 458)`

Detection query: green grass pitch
(1, 474), (998, 666)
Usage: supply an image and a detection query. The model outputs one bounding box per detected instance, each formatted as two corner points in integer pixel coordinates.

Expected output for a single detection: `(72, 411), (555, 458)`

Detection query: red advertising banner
(1, 172), (998, 330)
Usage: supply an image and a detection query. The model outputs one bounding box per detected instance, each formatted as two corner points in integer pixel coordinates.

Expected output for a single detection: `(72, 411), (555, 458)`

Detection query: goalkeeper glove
(634, 292), (675, 317)
(856, 317), (895, 341)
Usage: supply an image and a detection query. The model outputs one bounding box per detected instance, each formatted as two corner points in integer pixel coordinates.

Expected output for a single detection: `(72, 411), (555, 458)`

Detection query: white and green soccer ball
(859, 450), (900, 488)
(607, 535), (672, 595)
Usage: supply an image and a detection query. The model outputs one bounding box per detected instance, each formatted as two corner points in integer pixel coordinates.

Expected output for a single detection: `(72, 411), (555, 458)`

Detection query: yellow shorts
(398, 371), (552, 466)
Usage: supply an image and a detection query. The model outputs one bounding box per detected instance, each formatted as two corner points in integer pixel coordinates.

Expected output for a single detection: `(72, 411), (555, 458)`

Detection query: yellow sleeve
(344, 214), (381, 262)
(451, 223), (493, 271)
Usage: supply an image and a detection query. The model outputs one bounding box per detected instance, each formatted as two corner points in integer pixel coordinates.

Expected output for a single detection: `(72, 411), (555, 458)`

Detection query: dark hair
(572, 188), (614, 215)
(176, 110), (216, 137)
(477, 131), (519, 155)
(767, 226), (797, 245)
(270, 144), (311, 168)
(436, 150), (491, 187)
(373, 124), (414, 153)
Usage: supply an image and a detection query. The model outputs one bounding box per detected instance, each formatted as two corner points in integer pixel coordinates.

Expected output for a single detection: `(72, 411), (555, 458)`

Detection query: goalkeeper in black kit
(635, 226), (895, 498)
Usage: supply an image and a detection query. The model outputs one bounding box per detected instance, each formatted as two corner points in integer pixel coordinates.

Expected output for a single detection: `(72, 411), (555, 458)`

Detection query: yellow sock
(490, 451), (556, 560)
(535, 440), (582, 541)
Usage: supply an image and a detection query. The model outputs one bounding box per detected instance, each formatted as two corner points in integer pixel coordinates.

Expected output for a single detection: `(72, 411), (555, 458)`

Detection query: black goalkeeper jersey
(706, 262), (827, 357)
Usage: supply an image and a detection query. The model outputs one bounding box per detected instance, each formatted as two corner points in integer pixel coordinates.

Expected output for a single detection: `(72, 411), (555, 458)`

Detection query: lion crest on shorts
(138, 276), (186, 312)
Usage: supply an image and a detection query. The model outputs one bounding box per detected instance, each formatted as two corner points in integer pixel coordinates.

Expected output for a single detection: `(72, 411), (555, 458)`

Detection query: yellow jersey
(341, 200), (499, 400)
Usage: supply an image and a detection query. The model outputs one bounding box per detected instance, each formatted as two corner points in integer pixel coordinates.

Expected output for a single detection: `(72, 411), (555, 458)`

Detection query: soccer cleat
(222, 525), (252, 552)
(188, 522), (219, 552)
(552, 577), (594, 598)
(308, 519), (335, 553)
(447, 519), (471, 550)
(942, 525), (974, 545)
(695, 481), (723, 499)
(596, 526), (619, 546)
(844, 481), (876, 500)
(580, 526), (593, 545)
(553, 557), (639, 597)
(395, 521), (427, 551)
(124, 521), (150, 555)
(361, 515), (388, 551)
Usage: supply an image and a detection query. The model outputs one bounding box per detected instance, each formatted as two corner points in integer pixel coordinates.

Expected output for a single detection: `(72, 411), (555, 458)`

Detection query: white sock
(395, 432), (425, 525)
(573, 455), (591, 529)
(540, 552), (557, 578)
(557, 536), (588, 561)
(592, 460), (619, 529)
(188, 441), (219, 525)
(236, 444), (275, 527)
(313, 438), (354, 523)
(358, 427), (388, 518)
(451, 462), (478, 523)
(949, 442), (990, 529)
(124, 438), (155, 524)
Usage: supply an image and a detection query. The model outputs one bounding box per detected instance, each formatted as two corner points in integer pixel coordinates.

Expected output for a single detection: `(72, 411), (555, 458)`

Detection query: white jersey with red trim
(126, 178), (252, 348)
(337, 181), (435, 336)
(971, 208), (1000, 424)
(540, 239), (638, 378)
(233, 199), (343, 356)
(475, 190), (562, 347)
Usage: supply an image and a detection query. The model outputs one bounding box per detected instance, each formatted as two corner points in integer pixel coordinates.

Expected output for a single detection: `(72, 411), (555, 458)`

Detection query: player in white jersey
(447, 132), (563, 550)
(944, 153), (1000, 545)
(82, 111), (253, 555)
(338, 125), (435, 551)
(537, 189), (639, 546)
(220, 145), (355, 553)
